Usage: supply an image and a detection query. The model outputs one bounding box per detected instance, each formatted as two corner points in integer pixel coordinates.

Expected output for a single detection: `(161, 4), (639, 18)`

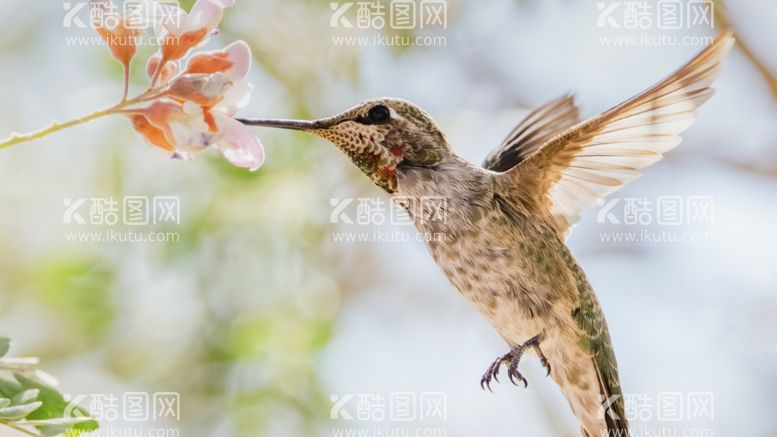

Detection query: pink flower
(93, 18), (140, 68)
(131, 94), (263, 170)
(90, 0), (142, 99)
(0, 0), (266, 173)
(130, 114), (175, 153)
(165, 41), (253, 107)
(132, 46), (264, 170)
(168, 72), (234, 106)
(212, 112), (265, 170)
(154, 0), (235, 63)
(184, 41), (251, 80)
(115, 1), (262, 170)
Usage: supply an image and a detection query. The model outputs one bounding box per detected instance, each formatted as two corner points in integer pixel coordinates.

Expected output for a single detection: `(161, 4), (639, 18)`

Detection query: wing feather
(500, 31), (734, 238)
(483, 95), (581, 172)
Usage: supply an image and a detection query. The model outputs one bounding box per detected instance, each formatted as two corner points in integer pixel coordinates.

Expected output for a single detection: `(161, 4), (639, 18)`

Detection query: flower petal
(169, 115), (222, 153)
(187, 0), (225, 32)
(216, 79), (252, 116)
(215, 114), (265, 171)
(146, 54), (179, 84)
(143, 100), (193, 147)
(144, 100), (182, 129)
(184, 50), (232, 75)
(223, 40), (251, 80)
(94, 20), (140, 66)
(129, 115), (175, 153)
(161, 27), (209, 61)
(153, 4), (188, 36)
(168, 72), (233, 106)
(183, 40), (251, 82)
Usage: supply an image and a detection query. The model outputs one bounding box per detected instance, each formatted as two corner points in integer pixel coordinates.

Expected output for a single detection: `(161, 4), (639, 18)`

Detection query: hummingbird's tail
(543, 328), (629, 437)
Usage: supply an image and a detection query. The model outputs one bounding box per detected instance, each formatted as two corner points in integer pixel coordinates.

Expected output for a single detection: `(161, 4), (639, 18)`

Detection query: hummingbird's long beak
(237, 117), (323, 131)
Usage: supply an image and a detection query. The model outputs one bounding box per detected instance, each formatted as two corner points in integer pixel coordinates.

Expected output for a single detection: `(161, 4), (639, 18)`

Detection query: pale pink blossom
(184, 40), (251, 80)
(146, 55), (179, 85)
(168, 72), (234, 106)
(104, 0), (264, 170)
(154, 0), (235, 63)
(133, 95), (264, 171)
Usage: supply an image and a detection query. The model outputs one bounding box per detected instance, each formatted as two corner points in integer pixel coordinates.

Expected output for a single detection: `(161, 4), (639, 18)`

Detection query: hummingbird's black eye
(367, 105), (391, 123)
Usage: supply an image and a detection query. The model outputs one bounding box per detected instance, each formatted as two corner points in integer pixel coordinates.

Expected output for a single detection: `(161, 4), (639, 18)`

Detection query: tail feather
(550, 351), (629, 437)
(544, 290), (629, 437)
(593, 355), (629, 437)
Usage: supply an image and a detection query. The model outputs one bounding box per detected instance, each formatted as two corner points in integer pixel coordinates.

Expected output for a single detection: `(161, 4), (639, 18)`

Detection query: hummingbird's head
(240, 98), (449, 193)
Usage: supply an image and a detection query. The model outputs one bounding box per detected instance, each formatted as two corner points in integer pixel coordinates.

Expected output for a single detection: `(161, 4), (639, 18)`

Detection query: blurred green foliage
(0, 337), (98, 436)
(27, 259), (115, 352)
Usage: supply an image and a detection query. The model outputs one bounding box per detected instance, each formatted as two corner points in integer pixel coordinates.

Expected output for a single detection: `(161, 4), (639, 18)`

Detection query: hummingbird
(240, 32), (734, 436)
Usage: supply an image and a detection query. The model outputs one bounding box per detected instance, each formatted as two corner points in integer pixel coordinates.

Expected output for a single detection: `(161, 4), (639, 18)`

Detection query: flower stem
(0, 109), (116, 150)
(149, 56), (168, 89)
(0, 91), (159, 151)
(121, 62), (131, 102)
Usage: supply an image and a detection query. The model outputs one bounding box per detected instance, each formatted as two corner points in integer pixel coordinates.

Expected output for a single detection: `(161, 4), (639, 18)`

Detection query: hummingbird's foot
(480, 354), (508, 392)
(530, 336), (552, 377)
(480, 334), (551, 392)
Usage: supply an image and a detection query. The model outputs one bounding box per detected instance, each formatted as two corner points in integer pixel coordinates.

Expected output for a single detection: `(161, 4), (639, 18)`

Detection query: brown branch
(714, 0), (777, 100)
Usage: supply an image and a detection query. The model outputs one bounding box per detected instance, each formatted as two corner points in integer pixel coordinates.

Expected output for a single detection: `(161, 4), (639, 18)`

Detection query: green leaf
(0, 374), (22, 402)
(0, 401), (42, 420)
(0, 340), (99, 436)
(0, 338), (9, 358)
(17, 416), (95, 426)
(13, 374), (98, 434)
(13, 388), (39, 405)
(23, 416), (98, 436)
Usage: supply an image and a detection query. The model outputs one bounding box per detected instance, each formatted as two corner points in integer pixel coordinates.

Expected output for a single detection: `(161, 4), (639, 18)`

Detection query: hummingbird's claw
(539, 355), (552, 376)
(480, 356), (504, 392)
(479, 334), (551, 391)
(507, 355), (528, 388)
(527, 335), (552, 377)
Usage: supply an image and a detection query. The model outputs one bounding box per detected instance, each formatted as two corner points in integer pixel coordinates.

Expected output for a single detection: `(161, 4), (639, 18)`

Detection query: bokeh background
(0, 0), (775, 436)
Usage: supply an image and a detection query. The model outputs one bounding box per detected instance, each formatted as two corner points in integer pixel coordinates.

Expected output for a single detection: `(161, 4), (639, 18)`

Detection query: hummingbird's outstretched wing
(483, 95), (580, 172)
(500, 31), (734, 238)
